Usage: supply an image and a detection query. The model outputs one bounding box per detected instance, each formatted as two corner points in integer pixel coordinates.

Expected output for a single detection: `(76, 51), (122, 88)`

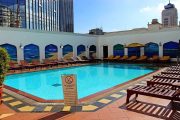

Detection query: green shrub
(0, 48), (10, 86)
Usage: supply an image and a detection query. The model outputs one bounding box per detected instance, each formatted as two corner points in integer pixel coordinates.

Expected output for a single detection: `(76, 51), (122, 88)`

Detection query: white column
(40, 46), (45, 62)
(99, 45), (102, 59)
(59, 46), (63, 58)
(159, 45), (163, 57)
(140, 47), (144, 56)
(86, 46), (89, 58)
(17, 47), (24, 63)
(109, 45), (113, 56)
(97, 45), (101, 59)
(124, 48), (128, 56)
(73, 46), (76, 57)
(58, 46), (61, 60)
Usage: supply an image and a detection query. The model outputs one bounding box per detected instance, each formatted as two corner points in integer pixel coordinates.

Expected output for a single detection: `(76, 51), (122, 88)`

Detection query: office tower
(0, 0), (74, 32)
(162, 2), (178, 27)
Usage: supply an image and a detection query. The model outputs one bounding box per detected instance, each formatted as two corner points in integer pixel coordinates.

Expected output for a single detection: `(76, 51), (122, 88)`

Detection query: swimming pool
(5, 63), (155, 100)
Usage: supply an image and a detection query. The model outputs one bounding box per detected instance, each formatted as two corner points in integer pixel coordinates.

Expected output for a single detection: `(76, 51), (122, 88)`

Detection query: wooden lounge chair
(50, 58), (68, 66)
(147, 55), (159, 62)
(71, 57), (82, 63)
(159, 56), (170, 63)
(147, 78), (180, 90)
(86, 55), (100, 63)
(118, 55), (128, 62)
(170, 66), (180, 69)
(170, 65), (180, 68)
(162, 70), (180, 75)
(20, 60), (36, 70)
(103, 55), (114, 61)
(126, 85), (180, 104)
(76, 56), (89, 63)
(89, 56), (101, 63)
(153, 73), (180, 80)
(127, 56), (137, 61)
(81, 56), (93, 63)
(9, 61), (22, 72)
(136, 55), (147, 62)
(110, 56), (121, 62)
(31, 59), (48, 69)
(43, 59), (58, 67)
(62, 58), (77, 65)
(166, 67), (180, 71)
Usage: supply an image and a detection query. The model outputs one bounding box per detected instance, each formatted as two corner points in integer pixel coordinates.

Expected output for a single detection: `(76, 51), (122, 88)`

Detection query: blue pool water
(5, 63), (155, 100)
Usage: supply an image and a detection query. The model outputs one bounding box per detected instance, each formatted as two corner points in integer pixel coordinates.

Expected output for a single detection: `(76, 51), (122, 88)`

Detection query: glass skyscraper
(0, 0), (74, 32)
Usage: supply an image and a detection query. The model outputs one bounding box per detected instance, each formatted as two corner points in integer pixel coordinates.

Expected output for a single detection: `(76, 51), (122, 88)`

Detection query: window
(163, 41), (179, 58)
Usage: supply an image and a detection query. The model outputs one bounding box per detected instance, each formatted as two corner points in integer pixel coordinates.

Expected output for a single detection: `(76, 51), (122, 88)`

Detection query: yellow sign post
(61, 74), (78, 106)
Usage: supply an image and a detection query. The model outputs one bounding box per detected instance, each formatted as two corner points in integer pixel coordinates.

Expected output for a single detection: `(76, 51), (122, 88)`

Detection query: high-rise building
(0, 5), (11, 27)
(162, 2), (178, 27)
(0, 0), (74, 32)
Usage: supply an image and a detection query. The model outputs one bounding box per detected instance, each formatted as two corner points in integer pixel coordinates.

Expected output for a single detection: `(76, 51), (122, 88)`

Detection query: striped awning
(125, 43), (144, 48)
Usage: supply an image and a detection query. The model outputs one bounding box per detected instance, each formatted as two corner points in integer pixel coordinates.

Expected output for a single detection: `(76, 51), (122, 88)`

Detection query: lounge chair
(166, 67), (180, 71)
(76, 56), (89, 63)
(126, 85), (180, 104)
(71, 57), (82, 63)
(62, 58), (77, 65)
(153, 73), (180, 80)
(110, 56), (121, 62)
(170, 65), (180, 69)
(147, 55), (159, 62)
(147, 78), (180, 90)
(31, 60), (48, 69)
(20, 60), (36, 70)
(118, 55), (128, 62)
(161, 70), (180, 75)
(57, 58), (69, 66)
(103, 55), (114, 61)
(136, 55), (147, 62)
(81, 56), (94, 63)
(159, 56), (170, 63)
(42, 59), (58, 67)
(86, 55), (100, 63)
(9, 61), (22, 72)
(127, 56), (137, 61)
(90, 56), (101, 63)
(146, 65), (180, 89)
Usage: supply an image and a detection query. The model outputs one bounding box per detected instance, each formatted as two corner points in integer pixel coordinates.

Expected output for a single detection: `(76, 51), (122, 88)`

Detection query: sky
(74, 0), (180, 33)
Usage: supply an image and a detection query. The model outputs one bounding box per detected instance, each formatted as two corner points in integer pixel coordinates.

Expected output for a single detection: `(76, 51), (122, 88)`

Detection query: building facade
(0, 0), (74, 32)
(0, 5), (11, 27)
(162, 2), (178, 27)
(0, 26), (180, 63)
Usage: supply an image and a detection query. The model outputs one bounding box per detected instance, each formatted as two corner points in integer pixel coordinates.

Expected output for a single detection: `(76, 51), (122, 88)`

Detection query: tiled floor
(1, 95), (179, 120)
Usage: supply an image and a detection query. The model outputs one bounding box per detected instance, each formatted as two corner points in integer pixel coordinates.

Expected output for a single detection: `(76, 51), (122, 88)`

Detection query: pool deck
(1, 94), (180, 120)
(1, 63), (180, 120)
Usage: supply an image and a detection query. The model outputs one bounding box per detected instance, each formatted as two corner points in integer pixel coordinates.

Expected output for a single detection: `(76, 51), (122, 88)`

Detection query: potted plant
(0, 48), (9, 104)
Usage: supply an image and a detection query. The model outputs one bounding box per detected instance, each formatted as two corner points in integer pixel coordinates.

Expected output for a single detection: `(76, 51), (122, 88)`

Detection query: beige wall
(98, 27), (180, 61)
(0, 27), (98, 62)
(0, 27), (180, 62)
